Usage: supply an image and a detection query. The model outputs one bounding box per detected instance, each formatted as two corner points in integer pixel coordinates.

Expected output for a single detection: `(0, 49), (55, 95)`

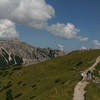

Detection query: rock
(0, 39), (66, 67)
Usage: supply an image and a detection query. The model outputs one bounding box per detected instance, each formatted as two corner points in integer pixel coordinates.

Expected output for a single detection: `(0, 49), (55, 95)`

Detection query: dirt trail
(73, 56), (100, 100)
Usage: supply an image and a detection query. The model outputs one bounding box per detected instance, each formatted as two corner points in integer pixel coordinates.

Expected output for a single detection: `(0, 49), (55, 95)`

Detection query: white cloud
(0, 0), (55, 29)
(93, 40), (100, 48)
(76, 36), (88, 42)
(0, 19), (18, 38)
(0, 0), (88, 42)
(80, 46), (88, 50)
(47, 23), (88, 42)
(57, 44), (64, 51)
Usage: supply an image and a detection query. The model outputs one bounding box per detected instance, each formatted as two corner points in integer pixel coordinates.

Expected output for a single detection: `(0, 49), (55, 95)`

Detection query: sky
(0, 0), (100, 52)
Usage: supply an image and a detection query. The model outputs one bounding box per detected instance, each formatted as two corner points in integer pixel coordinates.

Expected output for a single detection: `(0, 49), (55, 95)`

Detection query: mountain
(0, 47), (23, 67)
(0, 39), (66, 67)
(0, 49), (100, 100)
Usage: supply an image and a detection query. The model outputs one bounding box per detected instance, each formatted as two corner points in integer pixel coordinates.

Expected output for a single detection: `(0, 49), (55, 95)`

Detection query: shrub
(12, 67), (22, 71)
(17, 81), (22, 85)
(55, 79), (61, 83)
(3, 81), (12, 90)
(6, 89), (13, 100)
(15, 56), (23, 65)
(15, 93), (22, 98)
(32, 84), (36, 88)
(0, 55), (8, 67)
(76, 61), (83, 66)
(30, 96), (36, 100)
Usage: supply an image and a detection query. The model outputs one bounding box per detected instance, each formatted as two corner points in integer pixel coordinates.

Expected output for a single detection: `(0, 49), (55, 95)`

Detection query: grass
(85, 82), (100, 100)
(0, 49), (100, 100)
(85, 62), (100, 100)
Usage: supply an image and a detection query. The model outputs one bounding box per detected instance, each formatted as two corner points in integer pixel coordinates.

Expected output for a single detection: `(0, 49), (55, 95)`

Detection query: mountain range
(0, 39), (66, 67)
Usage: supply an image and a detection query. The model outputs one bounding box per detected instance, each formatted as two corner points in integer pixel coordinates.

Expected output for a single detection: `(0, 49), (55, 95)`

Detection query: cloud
(0, 0), (88, 42)
(80, 46), (88, 50)
(93, 40), (100, 48)
(47, 23), (88, 42)
(0, 0), (55, 29)
(76, 36), (88, 42)
(57, 44), (64, 51)
(0, 19), (18, 38)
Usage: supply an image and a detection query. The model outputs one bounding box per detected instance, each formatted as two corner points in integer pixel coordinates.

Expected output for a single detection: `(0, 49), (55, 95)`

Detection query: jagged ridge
(0, 39), (66, 67)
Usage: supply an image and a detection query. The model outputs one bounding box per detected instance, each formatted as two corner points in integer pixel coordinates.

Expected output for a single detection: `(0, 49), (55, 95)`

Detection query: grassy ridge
(0, 49), (100, 100)
(85, 63), (100, 100)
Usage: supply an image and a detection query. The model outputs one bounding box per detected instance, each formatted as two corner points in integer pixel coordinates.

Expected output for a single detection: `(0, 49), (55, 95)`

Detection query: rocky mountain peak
(0, 39), (66, 67)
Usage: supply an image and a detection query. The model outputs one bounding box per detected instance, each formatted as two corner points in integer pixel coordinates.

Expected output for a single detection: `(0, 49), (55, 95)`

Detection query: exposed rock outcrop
(0, 39), (66, 67)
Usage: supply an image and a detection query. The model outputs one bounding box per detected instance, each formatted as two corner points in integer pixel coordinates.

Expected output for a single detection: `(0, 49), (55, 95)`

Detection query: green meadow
(0, 49), (100, 100)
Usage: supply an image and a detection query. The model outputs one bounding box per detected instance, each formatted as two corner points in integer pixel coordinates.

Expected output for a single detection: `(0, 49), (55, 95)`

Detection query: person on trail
(86, 71), (92, 80)
(81, 73), (84, 81)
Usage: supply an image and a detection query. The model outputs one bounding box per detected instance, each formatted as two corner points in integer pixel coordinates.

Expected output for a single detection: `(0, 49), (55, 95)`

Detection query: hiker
(86, 71), (92, 80)
(81, 73), (84, 81)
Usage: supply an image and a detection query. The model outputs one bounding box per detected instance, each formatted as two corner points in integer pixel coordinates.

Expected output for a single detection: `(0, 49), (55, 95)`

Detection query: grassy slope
(0, 49), (100, 100)
(85, 63), (100, 100)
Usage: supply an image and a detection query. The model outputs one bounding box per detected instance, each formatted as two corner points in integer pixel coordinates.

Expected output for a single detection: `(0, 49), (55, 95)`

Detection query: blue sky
(0, 0), (100, 52)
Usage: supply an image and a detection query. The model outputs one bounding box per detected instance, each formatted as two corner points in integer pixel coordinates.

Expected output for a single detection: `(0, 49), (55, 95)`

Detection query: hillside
(85, 62), (100, 100)
(0, 49), (100, 100)
(0, 39), (66, 67)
